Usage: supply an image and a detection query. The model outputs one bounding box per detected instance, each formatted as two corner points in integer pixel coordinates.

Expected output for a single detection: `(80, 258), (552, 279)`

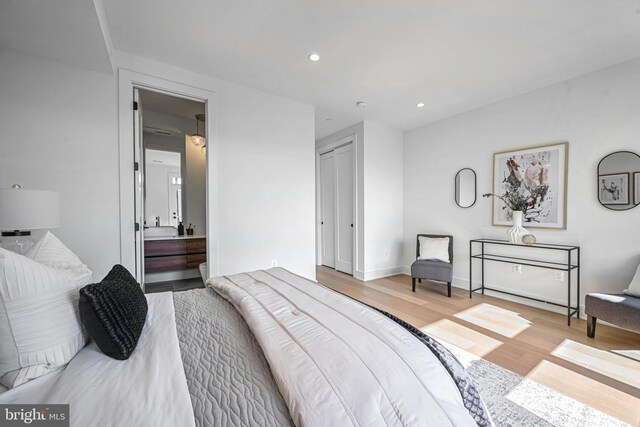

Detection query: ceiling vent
(143, 126), (181, 136)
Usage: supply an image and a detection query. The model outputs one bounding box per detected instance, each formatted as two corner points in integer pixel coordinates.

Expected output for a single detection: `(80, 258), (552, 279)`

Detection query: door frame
(117, 69), (219, 283)
(315, 135), (357, 276)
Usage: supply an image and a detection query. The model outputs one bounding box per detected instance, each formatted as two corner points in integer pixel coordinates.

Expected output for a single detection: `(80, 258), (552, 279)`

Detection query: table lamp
(0, 184), (61, 254)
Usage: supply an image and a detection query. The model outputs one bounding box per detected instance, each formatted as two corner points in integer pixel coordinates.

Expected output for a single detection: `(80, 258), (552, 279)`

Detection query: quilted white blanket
(208, 268), (482, 427)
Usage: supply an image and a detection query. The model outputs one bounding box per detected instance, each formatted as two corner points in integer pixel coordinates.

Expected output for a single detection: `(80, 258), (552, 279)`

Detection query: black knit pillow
(79, 265), (148, 360)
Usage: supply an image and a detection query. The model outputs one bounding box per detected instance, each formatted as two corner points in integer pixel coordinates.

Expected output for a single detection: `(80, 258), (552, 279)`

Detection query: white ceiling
(0, 0), (113, 74)
(2, 1), (640, 138)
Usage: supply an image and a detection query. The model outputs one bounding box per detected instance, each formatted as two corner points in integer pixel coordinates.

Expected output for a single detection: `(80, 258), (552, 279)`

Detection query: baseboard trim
(362, 266), (405, 281)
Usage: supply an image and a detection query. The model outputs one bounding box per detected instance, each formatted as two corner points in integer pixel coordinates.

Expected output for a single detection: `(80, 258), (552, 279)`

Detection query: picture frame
(492, 141), (568, 229)
(598, 172), (630, 205)
(634, 172), (640, 205)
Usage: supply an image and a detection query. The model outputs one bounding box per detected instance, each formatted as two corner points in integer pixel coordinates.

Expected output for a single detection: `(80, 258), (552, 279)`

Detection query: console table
(469, 238), (580, 325)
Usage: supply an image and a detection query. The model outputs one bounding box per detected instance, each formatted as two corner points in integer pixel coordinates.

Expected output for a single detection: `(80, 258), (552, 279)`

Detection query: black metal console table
(469, 238), (580, 325)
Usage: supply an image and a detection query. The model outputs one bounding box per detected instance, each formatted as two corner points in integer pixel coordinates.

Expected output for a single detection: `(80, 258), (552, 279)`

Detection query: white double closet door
(320, 143), (353, 275)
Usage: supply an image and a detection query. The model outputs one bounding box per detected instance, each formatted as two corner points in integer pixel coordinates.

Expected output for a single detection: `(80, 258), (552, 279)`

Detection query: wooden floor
(145, 277), (204, 294)
(316, 266), (640, 425)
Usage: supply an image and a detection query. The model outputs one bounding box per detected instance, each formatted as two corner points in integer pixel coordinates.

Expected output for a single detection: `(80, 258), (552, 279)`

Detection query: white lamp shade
(0, 187), (61, 231)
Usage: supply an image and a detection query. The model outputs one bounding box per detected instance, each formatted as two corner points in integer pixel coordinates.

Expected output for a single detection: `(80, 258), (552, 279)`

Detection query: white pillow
(26, 231), (92, 284)
(623, 264), (640, 298)
(0, 249), (88, 388)
(418, 236), (450, 263)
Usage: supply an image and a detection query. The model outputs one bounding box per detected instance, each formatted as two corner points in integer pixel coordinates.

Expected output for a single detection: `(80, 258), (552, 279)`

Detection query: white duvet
(0, 293), (195, 427)
(209, 268), (483, 427)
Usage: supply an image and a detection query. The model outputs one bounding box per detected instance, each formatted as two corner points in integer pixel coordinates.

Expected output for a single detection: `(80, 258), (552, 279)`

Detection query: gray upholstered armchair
(411, 234), (453, 297)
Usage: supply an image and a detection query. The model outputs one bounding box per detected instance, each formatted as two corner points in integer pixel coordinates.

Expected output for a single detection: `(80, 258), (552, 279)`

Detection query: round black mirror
(455, 168), (476, 208)
(597, 151), (640, 211)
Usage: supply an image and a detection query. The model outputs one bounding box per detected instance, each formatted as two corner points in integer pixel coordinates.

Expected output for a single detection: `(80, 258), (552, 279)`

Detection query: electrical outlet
(554, 271), (565, 281)
(512, 264), (522, 274)
(271, 260), (278, 267)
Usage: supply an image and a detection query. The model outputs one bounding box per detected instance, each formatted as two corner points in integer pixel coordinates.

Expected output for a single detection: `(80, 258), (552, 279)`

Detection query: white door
(320, 151), (335, 267)
(133, 88), (145, 286)
(334, 144), (353, 274)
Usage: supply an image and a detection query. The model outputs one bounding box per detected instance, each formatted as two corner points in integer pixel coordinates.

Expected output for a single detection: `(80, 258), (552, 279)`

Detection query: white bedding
(0, 293), (195, 427)
(209, 268), (482, 427)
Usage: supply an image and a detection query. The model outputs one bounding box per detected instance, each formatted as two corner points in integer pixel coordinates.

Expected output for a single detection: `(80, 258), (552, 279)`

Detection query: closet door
(320, 151), (335, 268)
(334, 144), (353, 274)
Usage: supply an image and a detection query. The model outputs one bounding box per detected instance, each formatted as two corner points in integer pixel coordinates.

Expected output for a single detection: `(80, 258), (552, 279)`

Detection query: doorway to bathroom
(134, 89), (207, 290)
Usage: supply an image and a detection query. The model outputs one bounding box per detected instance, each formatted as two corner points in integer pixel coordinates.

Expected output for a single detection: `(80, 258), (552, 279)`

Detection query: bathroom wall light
(308, 53), (320, 62)
(190, 114), (206, 147)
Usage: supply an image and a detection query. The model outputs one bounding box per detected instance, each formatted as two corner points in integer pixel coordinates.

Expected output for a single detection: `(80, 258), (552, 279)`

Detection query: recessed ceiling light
(356, 101), (368, 108)
(416, 102), (425, 108)
(308, 53), (320, 62)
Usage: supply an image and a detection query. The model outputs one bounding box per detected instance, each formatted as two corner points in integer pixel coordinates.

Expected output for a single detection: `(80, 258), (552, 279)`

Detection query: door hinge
(135, 223), (140, 232)
(134, 162), (139, 171)
(133, 101), (139, 111)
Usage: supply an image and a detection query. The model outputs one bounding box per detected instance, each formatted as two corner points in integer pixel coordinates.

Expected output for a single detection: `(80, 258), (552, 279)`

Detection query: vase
(507, 211), (529, 244)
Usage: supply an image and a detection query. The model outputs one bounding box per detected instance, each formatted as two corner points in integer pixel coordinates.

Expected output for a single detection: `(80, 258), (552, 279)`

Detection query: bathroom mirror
(597, 151), (640, 211)
(145, 149), (183, 227)
(455, 168), (476, 208)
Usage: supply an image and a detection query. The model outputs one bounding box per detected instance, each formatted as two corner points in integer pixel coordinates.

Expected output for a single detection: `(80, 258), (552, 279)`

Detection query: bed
(0, 268), (492, 427)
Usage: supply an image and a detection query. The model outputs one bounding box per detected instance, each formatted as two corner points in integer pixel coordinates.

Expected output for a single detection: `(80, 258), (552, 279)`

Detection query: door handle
(351, 224), (353, 227)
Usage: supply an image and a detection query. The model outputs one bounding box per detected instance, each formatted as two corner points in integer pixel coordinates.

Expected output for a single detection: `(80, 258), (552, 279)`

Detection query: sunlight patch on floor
(516, 360), (640, 426)
(422, 319), (503, 358)
(453, 303), (531, 338)
(612, 349), (640, 363)
(552, 339), (640, 389)
(364, 280), (430, 306)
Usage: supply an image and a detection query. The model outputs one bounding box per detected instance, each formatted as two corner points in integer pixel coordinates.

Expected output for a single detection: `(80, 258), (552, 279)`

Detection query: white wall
(0, 48), (316, 281)
(0, 49), (120, 279)
(184, 136), (206, 234)
(114, 52), (317, 280)
(316, 120), (404, 280)
(403, 58), (640, 314)
(363, 122), (404, 279)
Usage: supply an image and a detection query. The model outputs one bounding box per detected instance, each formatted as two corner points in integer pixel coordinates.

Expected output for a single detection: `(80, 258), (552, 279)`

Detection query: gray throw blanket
(173, 288), (293, 427)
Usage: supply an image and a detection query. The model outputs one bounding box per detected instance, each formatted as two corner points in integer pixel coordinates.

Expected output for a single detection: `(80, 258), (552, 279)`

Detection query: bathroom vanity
(144, 235), (206, 273)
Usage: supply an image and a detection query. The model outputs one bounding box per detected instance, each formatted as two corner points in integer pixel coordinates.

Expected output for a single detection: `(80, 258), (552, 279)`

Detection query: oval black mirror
(455, 168), (476, 208)
(597, 151), (640, 211)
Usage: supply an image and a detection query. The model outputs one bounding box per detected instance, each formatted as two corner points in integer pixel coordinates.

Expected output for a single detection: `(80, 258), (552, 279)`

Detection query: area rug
(443, 343), (629, 427)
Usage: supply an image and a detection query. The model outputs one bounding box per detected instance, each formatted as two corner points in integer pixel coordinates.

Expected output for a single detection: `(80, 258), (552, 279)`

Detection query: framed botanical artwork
(598, 173), (630, 205)
(492, 142), (568, 229)
(634, 172), (640, 205)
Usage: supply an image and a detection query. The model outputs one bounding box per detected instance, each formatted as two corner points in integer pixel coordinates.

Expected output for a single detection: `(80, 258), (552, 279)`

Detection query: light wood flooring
(316, 266), (640, 425)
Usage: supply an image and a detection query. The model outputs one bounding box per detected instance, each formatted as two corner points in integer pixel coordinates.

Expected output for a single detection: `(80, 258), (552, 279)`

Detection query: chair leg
(412, 277), (416, 292)
(418, 279), (422, 283)
(447, 282), (451, 298)
(587, 315), (596, 338)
